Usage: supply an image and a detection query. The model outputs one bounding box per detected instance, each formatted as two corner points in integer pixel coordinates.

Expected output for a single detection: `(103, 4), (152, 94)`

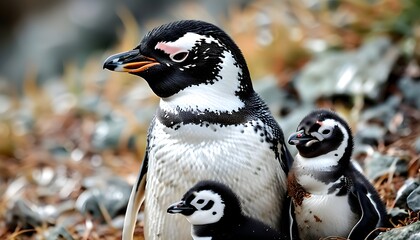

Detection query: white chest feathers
(291, 160), (359, 239)
(143, 118), (286, 239)
(294, 191), (358, 239)
(148, 119), (282, 182)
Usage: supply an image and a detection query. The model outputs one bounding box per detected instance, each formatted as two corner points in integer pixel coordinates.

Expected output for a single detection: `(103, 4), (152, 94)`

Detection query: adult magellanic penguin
(103, 20), (293, 239)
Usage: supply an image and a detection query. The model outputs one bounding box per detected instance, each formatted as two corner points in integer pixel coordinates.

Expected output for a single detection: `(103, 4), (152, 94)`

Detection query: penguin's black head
(288, 109), (353, 161)
(103, 20), (252, 99)
(167, 180), (242, 225)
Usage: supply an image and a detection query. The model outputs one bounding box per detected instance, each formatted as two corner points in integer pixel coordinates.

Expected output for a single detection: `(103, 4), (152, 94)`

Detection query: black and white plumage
(287, 109), (388, 240)
(167, 180), (286, 240)
(103, 20), (293, 239)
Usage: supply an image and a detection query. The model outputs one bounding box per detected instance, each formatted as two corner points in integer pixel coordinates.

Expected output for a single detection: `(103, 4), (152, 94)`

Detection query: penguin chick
(168, 180), (286, 240)
(287, 109), (388, 240)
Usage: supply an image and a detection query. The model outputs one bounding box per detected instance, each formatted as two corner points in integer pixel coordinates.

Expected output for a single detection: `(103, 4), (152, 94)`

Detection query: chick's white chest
(144, 118), (286, 239)
(292, 171), (359, 240)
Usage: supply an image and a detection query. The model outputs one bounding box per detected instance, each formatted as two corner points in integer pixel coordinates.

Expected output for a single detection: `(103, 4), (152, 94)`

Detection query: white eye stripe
(155, 32), (220, 54)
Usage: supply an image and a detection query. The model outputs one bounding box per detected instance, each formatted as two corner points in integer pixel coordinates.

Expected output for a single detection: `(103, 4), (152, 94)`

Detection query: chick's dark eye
(322, 129), (330, 134)
(170, 51), (189, 62)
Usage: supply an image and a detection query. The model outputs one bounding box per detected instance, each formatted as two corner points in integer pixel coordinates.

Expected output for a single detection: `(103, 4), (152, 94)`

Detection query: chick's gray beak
(167, 201), (196, 216)
(103, 49), (159, 73)
(288, 129), (317, 146)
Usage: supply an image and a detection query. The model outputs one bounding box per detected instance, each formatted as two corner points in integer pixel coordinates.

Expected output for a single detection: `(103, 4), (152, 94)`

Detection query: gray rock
(294, 37), (400, 103)
(354, 123), (386, 146)
(407, 186), (420, 211)
(395, 178), (420, 209)
(364, 152), (408, 181)
(75, 177), (131, 222)
(398, 76), (420, 109)
(388, 207), (409, 219)
(355, 96), (411, 145)
(375, 222), (420, 240)
(409, 232), (420, 240)
(91, 114), (126, 150)
(359, 96), (401, 127)
(5, 199), (44, 231)
(37, 200), (75, 221)
(44, 225), (74, 240)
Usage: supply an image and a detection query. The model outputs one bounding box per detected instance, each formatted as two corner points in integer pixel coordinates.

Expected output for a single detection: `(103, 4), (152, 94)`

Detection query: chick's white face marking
(156, 33), (245, 114)
(186, 190), (225, 225)
(306, 120), (334, 146)
(297, 119), (349, 170)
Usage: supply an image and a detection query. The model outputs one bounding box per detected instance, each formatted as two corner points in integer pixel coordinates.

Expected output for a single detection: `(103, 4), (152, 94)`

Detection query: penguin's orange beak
(103, 49), (159, 73)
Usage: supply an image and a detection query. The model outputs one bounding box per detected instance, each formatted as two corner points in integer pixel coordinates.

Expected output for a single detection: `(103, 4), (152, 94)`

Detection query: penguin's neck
(191, 224), (216, 240)
(294, 154), (340, 173)
(191, 217), (240, 239)
(159, 49), (247, 115)
(292, 155), (347, 194)
(156, 91), (262, 128)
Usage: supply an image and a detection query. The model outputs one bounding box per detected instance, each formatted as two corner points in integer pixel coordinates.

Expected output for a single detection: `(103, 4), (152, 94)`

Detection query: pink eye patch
(155, 42), (184, 55)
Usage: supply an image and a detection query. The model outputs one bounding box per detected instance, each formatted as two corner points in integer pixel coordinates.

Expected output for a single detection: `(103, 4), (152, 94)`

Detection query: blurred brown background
(0, 0), (419, 239)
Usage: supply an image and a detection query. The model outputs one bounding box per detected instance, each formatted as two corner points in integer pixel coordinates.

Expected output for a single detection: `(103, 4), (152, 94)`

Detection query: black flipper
(122, 117), (156, 240)
(282, 144), (294, 174)
(347, 177), (387, 240)
(122, 152), (148, 240)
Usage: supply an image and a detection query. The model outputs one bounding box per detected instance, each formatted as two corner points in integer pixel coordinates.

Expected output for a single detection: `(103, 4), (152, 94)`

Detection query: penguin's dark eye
(197, 199), (205, 204)
(170, 51), (189, 62)
(322, 129), (330, 135)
